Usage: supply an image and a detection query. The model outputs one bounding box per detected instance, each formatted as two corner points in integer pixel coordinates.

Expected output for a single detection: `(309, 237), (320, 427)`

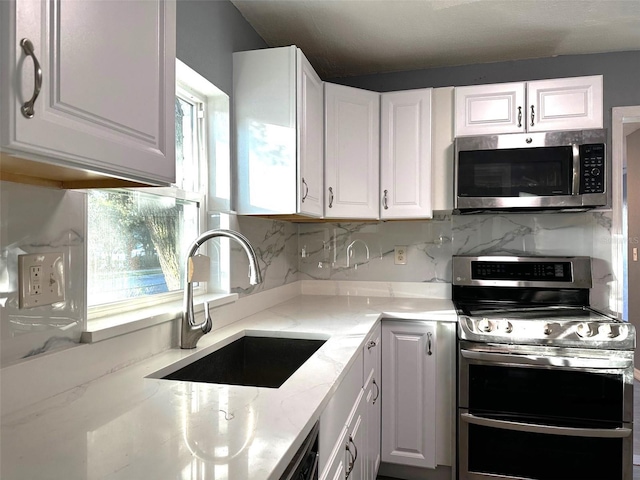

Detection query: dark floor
(379, 382), (640, 479)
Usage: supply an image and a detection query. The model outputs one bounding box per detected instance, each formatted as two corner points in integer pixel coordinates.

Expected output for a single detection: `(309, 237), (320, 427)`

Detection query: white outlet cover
(18, 253), (65, 309)
(394, 246), (408, 265)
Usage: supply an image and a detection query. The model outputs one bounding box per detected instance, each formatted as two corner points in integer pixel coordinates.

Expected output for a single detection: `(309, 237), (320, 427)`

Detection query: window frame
(86, 81), (210, 321)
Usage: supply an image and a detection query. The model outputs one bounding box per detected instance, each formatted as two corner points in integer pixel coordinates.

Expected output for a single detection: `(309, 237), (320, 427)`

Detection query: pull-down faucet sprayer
(181, 229), (262, 349)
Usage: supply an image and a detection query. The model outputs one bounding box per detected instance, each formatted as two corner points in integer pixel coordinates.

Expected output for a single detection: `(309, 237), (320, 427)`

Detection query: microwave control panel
(579, 144), (605, 194)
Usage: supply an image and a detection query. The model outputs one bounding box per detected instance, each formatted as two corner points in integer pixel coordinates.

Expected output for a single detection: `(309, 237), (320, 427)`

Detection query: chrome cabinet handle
(373, 378), (380, 405)
(383, 189), (389, 210)
(367, 340), (377, 350)
(530, 105), (535, 127)
(517, 106), (522, 128)
(427, 331), (433, 356)
(20, 38), (42, 119)
(345, 437), (356, 478)
(328, 187), (334, 208)
(301, 178), (309, 203)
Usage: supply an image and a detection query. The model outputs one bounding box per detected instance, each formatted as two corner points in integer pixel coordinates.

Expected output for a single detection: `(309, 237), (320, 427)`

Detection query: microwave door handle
(572, 143), (581, 195)
(460, 413), (632, 438)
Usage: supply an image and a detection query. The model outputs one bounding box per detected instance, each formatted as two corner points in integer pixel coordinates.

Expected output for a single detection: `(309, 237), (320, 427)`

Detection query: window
(87, 60), (229, 318)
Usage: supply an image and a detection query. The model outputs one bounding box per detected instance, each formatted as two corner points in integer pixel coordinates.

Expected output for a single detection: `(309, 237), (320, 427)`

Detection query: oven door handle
(460, 349), (633, 369)
(461, 413), (632, 438)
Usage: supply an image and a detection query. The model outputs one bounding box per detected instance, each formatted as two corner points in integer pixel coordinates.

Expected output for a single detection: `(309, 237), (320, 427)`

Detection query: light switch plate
(18, 252), (65, 308)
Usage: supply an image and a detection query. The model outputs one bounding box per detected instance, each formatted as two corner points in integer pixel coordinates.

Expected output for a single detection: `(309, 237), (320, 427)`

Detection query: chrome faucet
(346, 239), (370, 270)
(181, 229), (262, 349)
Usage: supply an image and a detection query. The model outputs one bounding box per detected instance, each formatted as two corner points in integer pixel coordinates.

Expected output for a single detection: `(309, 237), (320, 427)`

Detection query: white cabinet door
(319, 349), (364, 477)
(345, 389), (366, 480)
(455, 76), (603, 137)
(298, 50), (324, 216)
(320, 425), (348, 480)
(234, 46), (324, 217)
(1, 0), (176, 186)
(527, 75), (603, 132)
(454, 82), (526, 136)
(380, 89), (432, 219)
(364, 372), (381, 480)
(320, 389), (366, 480)
(381, 321), (437, 469)
(363, 325), (381, 480)
(325, 83), (380, 219)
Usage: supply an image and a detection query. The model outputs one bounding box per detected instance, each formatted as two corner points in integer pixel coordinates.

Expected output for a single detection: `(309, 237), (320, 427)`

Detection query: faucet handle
(202, 300), (212, 334)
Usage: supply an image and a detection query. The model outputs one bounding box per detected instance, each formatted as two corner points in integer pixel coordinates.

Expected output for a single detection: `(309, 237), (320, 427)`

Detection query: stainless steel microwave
(454, 129), (607, 213)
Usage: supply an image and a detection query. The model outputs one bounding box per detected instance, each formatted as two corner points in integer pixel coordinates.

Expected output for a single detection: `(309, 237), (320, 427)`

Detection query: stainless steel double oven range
(453, 255), (635, 480)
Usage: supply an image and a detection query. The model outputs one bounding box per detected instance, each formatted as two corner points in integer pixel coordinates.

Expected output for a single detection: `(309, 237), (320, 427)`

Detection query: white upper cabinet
(380, 88), (432, 219)
(431, 87), (455, 212)
(455, 82), (525, 136)
(454, 75), (603, 136)
(526, 76), (603, 132)
(298, 54), (325, 216)
(234, 46), (324, 217)
(0, 0), (176, 187)
(324, 83), (380, 219)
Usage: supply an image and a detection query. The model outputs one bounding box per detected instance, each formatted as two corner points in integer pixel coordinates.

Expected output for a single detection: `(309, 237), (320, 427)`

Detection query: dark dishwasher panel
(280, 421), (319, 480)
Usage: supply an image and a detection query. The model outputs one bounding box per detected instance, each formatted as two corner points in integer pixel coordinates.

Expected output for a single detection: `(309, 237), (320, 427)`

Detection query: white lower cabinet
(363, 325), (381, 480)
(345, 390), (366, 480)
(320, 320), (454, 480)
(381, 321), (437, 469)
(319, 348), (364, 480)
(320, 323), (383, 480)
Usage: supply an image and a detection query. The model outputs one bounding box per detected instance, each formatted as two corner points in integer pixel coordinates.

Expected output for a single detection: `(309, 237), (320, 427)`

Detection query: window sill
(81, 293), (238, 343)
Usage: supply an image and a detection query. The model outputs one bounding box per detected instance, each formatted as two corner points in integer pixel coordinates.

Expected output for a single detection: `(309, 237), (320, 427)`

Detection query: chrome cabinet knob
(501, 320), (513, 333)
(576, 322), (593, 338)
(543, 323), (553, 335)
(599, 323), (619, 338)
(478, 318), (493, 333)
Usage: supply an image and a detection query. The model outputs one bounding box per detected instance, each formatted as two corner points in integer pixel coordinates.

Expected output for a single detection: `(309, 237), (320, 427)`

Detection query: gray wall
(327, 50), (640, 133)
(176, 0), (267, 95)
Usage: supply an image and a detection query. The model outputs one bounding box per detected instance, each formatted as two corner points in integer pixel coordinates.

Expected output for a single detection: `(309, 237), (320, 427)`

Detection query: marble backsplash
(0, 182), (86, 366)
(231, 210), (614, 312)
(228, 215), (299, 296)
(298, 214), (453, 283)
(0, 177), (616, 367)
(296, 211), (614, 311)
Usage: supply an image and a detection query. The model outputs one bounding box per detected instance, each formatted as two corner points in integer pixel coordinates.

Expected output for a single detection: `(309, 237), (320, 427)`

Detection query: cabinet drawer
(363, 323), (380, 388)
(319, 348), (364, 473)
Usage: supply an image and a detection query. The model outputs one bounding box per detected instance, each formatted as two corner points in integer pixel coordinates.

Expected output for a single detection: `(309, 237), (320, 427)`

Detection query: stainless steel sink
(152, 335), (326, 388)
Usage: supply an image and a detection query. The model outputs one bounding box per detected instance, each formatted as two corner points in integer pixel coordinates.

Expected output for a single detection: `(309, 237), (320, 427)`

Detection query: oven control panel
(452, 255), (592, 289)
(458, 316), (634, 350)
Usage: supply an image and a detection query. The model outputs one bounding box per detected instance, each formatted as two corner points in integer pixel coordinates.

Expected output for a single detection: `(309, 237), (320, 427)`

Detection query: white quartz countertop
(1, 294), (455, 480)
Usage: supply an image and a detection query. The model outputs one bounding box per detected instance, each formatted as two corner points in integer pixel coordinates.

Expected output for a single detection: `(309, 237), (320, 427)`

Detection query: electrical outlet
(30, 266), (41, 282)
(394, 246), (408, 265)
(18, 253), (65, 308)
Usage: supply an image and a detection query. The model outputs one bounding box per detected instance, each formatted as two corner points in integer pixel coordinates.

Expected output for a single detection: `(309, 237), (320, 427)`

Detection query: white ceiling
(230, 0), (640, 79)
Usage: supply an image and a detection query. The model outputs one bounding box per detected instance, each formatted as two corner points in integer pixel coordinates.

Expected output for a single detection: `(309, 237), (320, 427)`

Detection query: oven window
(458, 146), (573, 197)
(469, 364), (624, 425)
(467, 423), (623, 480)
